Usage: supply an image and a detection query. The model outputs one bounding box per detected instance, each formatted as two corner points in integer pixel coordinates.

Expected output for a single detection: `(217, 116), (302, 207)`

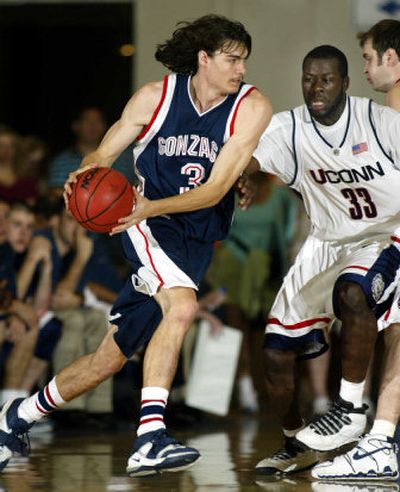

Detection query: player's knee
(337, 281), (370, 314)
(164, 297), (199, 328)
(91, 335), (127, 380)
(264, 348), (295, 395)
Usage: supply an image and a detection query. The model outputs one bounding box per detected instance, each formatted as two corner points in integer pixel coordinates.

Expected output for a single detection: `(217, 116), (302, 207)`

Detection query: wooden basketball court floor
(0, 414), (398, 492)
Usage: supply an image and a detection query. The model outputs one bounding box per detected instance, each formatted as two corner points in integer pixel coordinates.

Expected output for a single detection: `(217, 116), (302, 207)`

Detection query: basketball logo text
(80, 168), (100, 190)
(158, 135), (219, 163)
(310, 161), (384, 185)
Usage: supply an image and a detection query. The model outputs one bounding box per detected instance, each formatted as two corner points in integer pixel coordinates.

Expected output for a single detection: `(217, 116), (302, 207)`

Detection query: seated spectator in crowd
(0, 127), (38, 206)
(0, 203), (39, 405)
(0, 199), (10, 244)
(32, 196), (116, 429)
(6, 202), (62, 395)
(17, 135), (50, 197)
(47, 107), (135, 196)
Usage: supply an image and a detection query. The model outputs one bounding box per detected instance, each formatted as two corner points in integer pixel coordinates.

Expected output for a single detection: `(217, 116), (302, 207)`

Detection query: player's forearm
(245, 156), (262, 175)
(146, 180), (226, 217)
(80, 151), (112, 169)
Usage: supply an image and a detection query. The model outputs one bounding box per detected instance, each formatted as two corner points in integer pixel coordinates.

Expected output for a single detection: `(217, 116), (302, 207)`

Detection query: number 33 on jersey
(254, 96), (400, 242)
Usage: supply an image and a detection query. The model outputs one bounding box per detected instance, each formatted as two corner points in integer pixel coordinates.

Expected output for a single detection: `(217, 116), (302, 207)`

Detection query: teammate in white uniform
(313, 22), (400, 481)
(251, 45), (400, 478)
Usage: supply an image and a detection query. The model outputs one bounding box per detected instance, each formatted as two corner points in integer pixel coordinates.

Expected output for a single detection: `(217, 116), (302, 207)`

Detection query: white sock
(137, 387), (169, 436)
(18, 377), (66, 423)
(0, 389), (29, 406)
(370, 419), (396, 438)
(339, 378), (365, 407)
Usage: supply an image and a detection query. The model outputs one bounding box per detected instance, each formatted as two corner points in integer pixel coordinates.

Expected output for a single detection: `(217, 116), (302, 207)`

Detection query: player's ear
(198, 50), (209, 68)
(343, 75), (350, 92)
(385, 48), (399, 67)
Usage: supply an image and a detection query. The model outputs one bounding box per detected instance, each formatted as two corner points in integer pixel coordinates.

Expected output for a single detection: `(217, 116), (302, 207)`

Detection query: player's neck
(189, 76), (227, 113)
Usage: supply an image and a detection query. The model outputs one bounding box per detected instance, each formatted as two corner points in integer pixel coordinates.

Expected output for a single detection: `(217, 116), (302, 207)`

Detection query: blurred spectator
(16, 135), (50, 196)
(206, 174), (298, 413)
(0, 202), (40, 405)
(48, 107), (135, 196)
(32, 196), (115, 429)
(0, 127), (38, 205)
(0, 198), (10, 244)
(6, 202), (62, 395)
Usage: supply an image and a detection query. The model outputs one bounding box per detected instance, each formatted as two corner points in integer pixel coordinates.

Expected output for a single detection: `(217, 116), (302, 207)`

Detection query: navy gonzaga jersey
(133, 73), (255, 242)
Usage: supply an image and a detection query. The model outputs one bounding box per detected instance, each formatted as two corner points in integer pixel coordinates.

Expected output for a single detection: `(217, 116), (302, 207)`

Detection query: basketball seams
(69, 167), (134, 233)
(71, 172), (87, 224)
(85, 168), (113, 221)
(85, 181), (132, 224)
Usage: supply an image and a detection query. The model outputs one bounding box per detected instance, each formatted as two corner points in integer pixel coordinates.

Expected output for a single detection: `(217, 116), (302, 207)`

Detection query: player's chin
(227, 81), (241, 93)
(308, 106), (326, 119)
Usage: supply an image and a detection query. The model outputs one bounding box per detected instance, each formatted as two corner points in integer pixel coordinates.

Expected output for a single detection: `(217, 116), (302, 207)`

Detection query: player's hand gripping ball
(68, 167), (135, 233)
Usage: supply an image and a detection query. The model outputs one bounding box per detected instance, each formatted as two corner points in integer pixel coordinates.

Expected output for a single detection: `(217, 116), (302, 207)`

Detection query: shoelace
(309, 401), (352, 436)
(273, 440), (303, 461)
(150, 430), (182, 453)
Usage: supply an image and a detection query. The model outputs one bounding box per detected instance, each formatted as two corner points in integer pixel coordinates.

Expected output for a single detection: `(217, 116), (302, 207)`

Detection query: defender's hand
(235, 172), (257, 210)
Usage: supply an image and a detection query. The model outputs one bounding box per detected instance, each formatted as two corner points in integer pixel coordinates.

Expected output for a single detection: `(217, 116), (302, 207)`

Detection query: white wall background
(135, 0), (385, 111)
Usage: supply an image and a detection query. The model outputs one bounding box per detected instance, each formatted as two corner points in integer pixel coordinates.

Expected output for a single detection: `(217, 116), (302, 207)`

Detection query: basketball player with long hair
(0, 14), (271, 477)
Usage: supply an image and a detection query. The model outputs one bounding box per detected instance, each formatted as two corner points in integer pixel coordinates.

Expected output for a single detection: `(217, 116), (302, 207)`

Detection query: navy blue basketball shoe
(126, 428), (201, 477)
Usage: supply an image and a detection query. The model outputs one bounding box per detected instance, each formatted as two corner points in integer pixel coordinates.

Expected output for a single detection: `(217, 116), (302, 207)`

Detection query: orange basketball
(68, 167), (134, 233)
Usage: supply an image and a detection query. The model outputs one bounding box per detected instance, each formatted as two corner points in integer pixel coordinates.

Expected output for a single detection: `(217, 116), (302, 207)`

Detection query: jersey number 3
(341, 187), (377, 220)
(179, 163), (205, 194)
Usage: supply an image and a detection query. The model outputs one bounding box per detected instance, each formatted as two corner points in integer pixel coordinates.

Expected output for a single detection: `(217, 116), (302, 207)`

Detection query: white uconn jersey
(254, 96), (400, 242)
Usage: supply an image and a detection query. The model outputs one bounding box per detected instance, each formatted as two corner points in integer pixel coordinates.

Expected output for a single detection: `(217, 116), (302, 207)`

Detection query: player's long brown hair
(155, 14), (251, 75)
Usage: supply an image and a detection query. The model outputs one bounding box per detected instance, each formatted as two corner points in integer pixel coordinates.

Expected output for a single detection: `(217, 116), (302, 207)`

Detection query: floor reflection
(0, 415), (398, 492)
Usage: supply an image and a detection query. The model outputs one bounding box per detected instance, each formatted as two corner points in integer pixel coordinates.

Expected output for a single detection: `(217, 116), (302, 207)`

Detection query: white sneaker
(0, 398), (32, 471)
(296, 397), (367, 451)
(311, 433), (399, 481)
(255, 437), (318, 475)
(126, 428), (201, 477)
